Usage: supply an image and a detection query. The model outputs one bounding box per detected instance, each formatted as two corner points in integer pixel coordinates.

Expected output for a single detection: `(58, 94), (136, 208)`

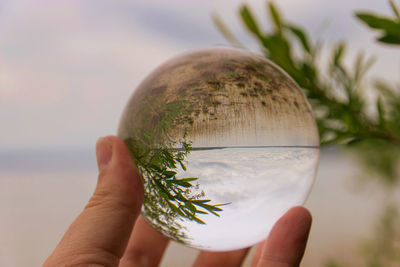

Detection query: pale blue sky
(0, 0), (398, 150)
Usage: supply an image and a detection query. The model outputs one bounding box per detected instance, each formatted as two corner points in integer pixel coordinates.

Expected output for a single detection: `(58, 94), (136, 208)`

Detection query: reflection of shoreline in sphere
(175, 147), (319, 251)
(118, 47), (319, 251)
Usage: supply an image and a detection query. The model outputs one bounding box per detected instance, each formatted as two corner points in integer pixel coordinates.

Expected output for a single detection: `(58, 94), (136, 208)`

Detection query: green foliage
(122, 73), (231, 243)
(215, 0), (400, 265)
(214, 0), (400, 183)
(356, 0), (400, 45)
(125, 136), (228, 244)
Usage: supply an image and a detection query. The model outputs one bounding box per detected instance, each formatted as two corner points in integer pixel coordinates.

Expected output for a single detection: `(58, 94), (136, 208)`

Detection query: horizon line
(190, 145), (320, 150)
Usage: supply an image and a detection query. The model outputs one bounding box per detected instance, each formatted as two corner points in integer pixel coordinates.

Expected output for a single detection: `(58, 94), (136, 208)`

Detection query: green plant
(120, 76), (230, 244)
(214, 0), (400, 265)
(356, 0), (400, 45)
(214, 0), (400, 184)
(124, 135), (227, 244)
(125, 136), (228, 243)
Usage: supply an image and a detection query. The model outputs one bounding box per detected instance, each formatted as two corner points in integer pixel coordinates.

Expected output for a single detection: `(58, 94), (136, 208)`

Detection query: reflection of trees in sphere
(118, 47), (319, 251)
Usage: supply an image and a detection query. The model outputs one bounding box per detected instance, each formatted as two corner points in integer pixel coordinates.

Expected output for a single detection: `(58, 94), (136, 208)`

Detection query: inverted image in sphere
(118, 47), (319, 251)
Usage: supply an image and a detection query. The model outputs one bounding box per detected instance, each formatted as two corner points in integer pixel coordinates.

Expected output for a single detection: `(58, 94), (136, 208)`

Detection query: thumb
(44, 136), (144, 267)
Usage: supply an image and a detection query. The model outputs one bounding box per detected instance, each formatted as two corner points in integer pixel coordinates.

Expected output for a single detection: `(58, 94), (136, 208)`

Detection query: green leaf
(212, 13), (243, 47)
(155, 180), (175, 201)
(180, 177), (198, 182)
(268, 2), (283, 32)
(159, 190), (169, 200)
(239, 5), (263, 38)
(354, 53), (376, 82)
(175, 194), (188, 202)
(185, 201), (197, 214)
(163, 170), (177, 178)
(181, 207), (194, 219)
(208, 209), (221, 217)
(194, 202), (223, 212)
(377, 97), (386, 127)
(355, 13), (400, 35)
(192, 199), (211, 204)
(214, 202), (232, 207)
(193, 216), (206, 225)
(168, 201), (185, 216)
(149, 163), (163, 173)
(177, 159), (187, 171)
(378, 33), (400, 44)
(163, 151), (176, 168)
(169, 180), (192, 188)
(261, 34), (300, 80)
(287, 24), (311, 53)
(333, 43), (346, 66)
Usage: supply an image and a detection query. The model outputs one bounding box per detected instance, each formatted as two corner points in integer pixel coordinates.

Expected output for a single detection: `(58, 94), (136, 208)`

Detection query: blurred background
(0, 0), (399, 266)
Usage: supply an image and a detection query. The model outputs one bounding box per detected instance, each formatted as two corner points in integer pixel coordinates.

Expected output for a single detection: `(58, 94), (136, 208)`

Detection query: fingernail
(96, 137), (113, 171)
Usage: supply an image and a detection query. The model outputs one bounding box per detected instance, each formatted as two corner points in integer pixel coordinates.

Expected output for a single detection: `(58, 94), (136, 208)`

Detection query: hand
(44, 136), (312, 267)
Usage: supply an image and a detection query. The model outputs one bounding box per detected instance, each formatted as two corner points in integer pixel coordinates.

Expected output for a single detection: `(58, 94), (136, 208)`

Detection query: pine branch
(124, 136), (228, 243)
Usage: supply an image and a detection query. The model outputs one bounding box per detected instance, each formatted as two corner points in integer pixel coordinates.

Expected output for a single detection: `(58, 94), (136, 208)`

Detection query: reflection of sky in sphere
(176, 147), (319, 251)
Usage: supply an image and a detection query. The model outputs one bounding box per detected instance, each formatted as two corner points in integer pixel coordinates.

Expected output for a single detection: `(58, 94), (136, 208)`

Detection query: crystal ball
(118, 47), (319, 251)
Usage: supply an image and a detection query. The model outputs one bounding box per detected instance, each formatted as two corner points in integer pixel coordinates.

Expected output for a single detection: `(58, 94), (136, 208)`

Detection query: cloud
(0, 1), (185, 148)
(80, 0), (226, 46)
(0, 0), (396, 149)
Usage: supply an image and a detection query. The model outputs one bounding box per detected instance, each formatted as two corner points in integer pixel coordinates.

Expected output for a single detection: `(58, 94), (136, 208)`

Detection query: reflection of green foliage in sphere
(118, 47), (319, 249)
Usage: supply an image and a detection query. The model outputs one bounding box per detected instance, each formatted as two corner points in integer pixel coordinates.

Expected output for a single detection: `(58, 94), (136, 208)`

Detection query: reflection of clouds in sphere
(118, 47), (319, 251)
(176, 147), (318, 250)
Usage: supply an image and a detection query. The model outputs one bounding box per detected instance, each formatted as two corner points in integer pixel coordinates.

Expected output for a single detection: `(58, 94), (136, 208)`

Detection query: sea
(0, 148), (398, 266)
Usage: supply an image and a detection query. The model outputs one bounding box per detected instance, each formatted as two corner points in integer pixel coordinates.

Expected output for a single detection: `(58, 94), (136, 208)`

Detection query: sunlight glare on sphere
(118, 47), (319, 251)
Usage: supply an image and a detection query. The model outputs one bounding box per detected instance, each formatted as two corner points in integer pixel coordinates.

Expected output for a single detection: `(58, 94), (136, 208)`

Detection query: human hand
(44, 136), (312, 267)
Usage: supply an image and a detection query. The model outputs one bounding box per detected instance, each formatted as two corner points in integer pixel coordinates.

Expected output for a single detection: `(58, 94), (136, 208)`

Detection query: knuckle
(85, 188), (140, 218)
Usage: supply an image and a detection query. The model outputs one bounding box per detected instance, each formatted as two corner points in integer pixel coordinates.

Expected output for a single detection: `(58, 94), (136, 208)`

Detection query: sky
(0, 0), (399, 150)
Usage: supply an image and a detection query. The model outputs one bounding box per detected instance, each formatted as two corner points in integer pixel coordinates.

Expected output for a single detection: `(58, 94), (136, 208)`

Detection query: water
(170, 146), (319, 251)
(2, 150), (395, 266)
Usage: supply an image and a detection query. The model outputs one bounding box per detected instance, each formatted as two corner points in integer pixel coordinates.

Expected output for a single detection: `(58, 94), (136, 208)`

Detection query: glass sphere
(118, 47), (319, 251)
